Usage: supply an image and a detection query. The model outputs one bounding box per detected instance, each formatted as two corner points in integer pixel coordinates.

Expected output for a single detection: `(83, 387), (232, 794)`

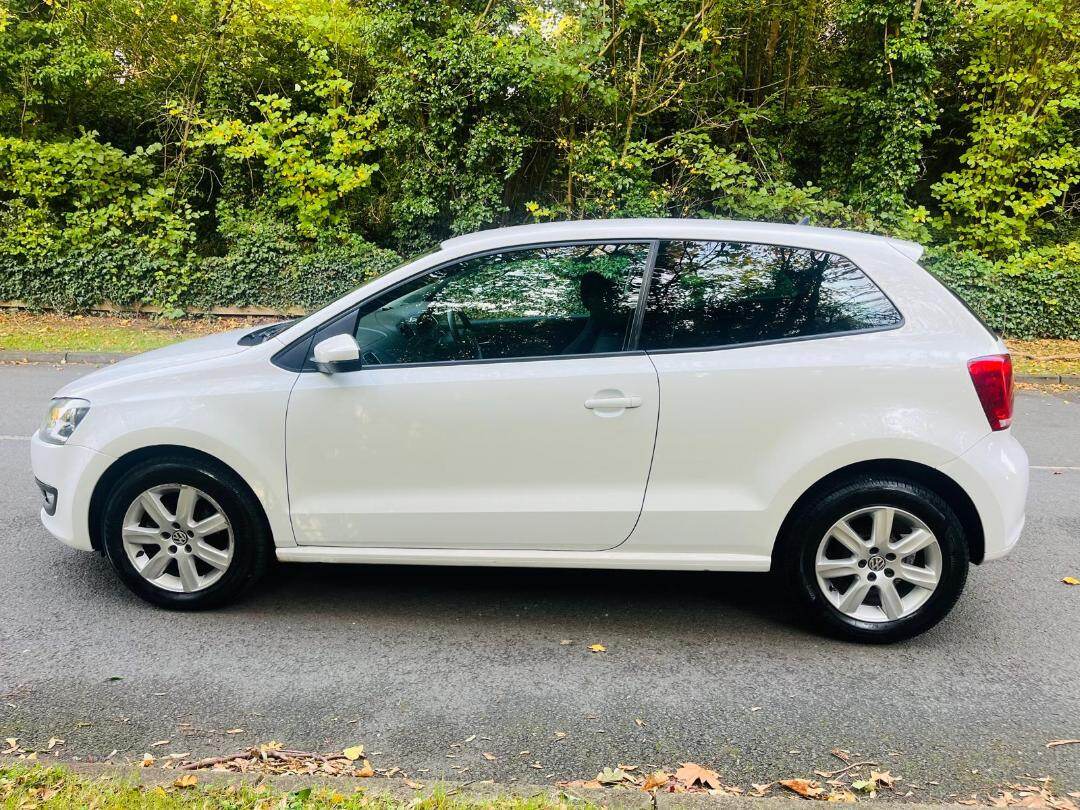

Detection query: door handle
(584, 395), (642, 410)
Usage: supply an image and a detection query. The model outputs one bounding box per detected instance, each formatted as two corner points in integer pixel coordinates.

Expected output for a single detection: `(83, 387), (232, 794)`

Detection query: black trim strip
(628, 240), (659, 351)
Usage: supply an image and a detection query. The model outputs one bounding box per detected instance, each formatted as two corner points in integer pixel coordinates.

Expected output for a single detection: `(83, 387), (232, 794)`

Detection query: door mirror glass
(312, 334), (360, 373)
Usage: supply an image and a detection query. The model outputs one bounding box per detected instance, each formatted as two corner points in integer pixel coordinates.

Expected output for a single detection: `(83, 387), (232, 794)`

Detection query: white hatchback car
(32, 219), (1028, 641)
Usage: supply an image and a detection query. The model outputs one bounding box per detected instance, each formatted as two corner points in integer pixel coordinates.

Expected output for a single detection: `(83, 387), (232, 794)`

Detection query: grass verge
(0, 763), (577, 809)
(0, 311), (275, 354)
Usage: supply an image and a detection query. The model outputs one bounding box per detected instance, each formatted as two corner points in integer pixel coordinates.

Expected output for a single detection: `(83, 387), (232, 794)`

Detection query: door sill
(275, 546), (771, 572)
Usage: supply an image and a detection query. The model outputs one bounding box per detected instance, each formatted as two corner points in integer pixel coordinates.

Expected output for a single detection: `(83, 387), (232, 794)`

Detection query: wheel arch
(771, 458), (985, 569)
(87, 445), (273, 553)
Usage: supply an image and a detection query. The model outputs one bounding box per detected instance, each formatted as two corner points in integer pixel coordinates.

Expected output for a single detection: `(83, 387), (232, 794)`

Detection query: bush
(0, 243), (189, 312)
(189, 213), (402, 311)
(923, 243), (1080, 340)
(0, 218), (402, 315)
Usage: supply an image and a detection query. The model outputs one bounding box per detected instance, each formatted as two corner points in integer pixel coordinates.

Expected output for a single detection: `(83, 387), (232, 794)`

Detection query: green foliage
(187, 52), (380, 239)
(931, 0), (1080, 256)
(923, 243), (1080, 339)
(190, 208), (401, 311)
(0, 0), (1076, 330)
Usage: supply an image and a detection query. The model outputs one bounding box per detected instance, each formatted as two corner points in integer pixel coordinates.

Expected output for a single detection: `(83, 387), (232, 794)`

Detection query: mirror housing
(312, 334), (360, 373)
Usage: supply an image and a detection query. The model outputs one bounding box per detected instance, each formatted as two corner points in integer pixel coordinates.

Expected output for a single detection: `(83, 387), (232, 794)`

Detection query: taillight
(967, 354), (1014, 431)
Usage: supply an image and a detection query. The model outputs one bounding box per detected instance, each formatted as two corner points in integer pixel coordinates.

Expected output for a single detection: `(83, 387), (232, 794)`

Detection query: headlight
(39, 398), (90, 445)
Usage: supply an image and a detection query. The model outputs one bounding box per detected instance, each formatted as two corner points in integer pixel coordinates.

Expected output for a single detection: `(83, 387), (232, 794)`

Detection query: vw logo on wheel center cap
(867, 555), (887, 572)
(171, 529), (187, 543)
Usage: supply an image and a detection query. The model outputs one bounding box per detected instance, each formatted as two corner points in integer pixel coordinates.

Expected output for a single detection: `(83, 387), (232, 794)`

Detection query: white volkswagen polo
(31, 219), (1027, 641)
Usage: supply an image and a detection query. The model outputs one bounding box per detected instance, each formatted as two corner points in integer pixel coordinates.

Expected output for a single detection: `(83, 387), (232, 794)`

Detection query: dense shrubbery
(0, 0), (1076, 333)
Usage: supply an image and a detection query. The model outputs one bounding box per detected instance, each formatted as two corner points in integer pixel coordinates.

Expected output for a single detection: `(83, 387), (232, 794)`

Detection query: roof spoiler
(885, 237), (925, 262)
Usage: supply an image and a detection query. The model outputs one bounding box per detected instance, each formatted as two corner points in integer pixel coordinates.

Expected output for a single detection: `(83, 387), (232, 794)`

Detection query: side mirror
(312, 334), (360, 373)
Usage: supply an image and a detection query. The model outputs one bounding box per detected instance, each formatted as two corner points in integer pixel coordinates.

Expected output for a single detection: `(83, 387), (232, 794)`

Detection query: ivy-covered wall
(0, 0), (1077, 335)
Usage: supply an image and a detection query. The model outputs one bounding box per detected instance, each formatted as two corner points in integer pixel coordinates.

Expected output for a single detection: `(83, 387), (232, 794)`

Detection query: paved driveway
(1, 363), (1078, 799)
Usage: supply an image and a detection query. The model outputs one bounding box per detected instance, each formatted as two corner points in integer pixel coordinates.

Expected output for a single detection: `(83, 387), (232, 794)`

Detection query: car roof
(439, 218), (924, 262)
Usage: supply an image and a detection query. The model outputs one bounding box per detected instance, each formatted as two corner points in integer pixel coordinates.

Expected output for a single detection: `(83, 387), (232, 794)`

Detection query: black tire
(100, 455), (272, 609)
(777, 475), (969, 643)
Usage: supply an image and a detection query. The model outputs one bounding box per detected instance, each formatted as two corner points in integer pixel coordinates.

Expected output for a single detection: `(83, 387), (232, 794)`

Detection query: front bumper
(30, 433), (114, 552)
(940, 429), (1029, 562)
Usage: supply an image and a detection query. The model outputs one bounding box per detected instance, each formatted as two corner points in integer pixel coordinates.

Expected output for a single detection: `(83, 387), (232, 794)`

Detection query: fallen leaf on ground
(342, 745), (364, 761)
(676, 762), (722, 790)
(463, 734), (476, 742)
(141, 754), (155, 767)
(588, 643), (606, 653)
(780, 778), (825, 798)
(643, 771), (670, 791)
(826, 790), (858, 802)
(482, 752), (496, 761)
(46, 738), (64, 749)
(225, 728), (244, 734)
(173, 774), (198, 788)
(597, 766), (632, 785)
(1063, 577), (1080, 586)
(404, 779), (423, 790)
(561, 779), (603, 789)
(1047, 740), (1080, 748)
(151, 740), (170, 747)
(357, 760), (374, 778)
(871, 770), (898, 788)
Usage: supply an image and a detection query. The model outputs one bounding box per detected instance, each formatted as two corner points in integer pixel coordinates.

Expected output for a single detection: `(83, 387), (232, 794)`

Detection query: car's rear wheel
(778, 475), (969, 642)
(101, 456), (271, 609)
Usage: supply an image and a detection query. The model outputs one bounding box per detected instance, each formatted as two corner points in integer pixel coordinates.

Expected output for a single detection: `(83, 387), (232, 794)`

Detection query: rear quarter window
(639, 240), (903, 351)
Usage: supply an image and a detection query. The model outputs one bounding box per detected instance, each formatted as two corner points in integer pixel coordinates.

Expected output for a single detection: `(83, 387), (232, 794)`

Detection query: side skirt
(275, 546), (771, 571)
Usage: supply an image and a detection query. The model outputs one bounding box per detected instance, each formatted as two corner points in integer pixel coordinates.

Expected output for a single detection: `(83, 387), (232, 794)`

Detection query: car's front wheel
(779, 475), (969, 643)
(101, 456), (271, 609)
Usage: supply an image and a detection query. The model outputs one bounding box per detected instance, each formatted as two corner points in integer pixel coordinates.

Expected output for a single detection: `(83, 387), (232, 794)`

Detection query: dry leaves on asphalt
(1063, 577), (1079, 586)
(978, 778), (1079, 810)
(162, 743), (384, 780)
(587, 643), (606, 653)
(562, 761), (742, 795)
(562, 758), (906, 802)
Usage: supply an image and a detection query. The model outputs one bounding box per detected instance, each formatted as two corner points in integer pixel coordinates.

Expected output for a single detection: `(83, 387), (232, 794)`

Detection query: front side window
(640, 240), (902, 351)
(350, 242), (650, 365)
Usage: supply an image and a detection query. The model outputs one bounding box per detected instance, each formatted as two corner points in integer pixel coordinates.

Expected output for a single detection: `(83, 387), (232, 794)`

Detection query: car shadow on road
(248, 561), (806, 638)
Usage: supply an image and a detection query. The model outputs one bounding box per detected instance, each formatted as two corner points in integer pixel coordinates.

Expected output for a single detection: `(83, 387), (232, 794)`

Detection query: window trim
(630, 238), (906, 355)
(272, 235), (906, 372)
(274, 238), (659, 372)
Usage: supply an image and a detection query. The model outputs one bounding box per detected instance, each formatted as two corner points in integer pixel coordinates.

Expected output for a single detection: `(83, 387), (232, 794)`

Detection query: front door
(285, 242), (659, 551)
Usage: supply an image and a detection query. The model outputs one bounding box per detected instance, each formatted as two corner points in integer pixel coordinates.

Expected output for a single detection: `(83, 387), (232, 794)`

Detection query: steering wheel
(446, 309), (482, 359)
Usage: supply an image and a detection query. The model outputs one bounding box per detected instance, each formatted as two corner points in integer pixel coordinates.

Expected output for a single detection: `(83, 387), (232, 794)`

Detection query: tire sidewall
(789, 480), (969, 642)
(102, 460), (264, 609)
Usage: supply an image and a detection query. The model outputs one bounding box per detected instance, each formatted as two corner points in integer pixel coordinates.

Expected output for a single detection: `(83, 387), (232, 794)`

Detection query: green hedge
(0, 226), (403, 316)
(923, 243), (1080, 340)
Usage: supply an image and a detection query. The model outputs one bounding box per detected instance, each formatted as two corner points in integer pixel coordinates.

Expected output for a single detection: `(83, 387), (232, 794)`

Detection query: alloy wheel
(120, 484), (234, 593)
(814, 506), (942, 623)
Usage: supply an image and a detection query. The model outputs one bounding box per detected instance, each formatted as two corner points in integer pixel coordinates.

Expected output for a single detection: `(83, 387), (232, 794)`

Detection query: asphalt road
(1, 362), (1078, 799)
